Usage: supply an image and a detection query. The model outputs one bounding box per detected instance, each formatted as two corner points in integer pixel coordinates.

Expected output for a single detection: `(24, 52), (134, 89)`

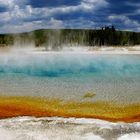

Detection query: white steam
(0, 47), (139, 77)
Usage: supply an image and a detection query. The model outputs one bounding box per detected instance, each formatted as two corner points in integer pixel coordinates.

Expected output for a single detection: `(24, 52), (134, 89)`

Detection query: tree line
(0, 27), (140, 47)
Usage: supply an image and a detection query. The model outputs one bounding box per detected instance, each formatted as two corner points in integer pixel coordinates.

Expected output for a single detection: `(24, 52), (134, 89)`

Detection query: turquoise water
(0, 53), (140, 103)
(0, 53), (140, 77)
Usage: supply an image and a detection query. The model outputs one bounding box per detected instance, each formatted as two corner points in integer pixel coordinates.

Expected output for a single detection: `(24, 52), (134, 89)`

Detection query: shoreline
(0, 46), (140, 54)
(30, 46), (140, 54)
(0, 96), (140, 123)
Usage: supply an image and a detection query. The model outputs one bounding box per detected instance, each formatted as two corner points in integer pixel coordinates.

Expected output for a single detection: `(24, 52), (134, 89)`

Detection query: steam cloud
(0, 48), (139, 77)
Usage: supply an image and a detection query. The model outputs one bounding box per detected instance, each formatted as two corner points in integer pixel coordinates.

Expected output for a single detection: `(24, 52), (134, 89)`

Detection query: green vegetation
(0, 34), (14, 46)
(0, 26), (140, 48)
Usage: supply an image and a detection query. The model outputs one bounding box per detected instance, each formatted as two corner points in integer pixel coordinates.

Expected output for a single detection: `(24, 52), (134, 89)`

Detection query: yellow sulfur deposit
(0, 96), (140, 123)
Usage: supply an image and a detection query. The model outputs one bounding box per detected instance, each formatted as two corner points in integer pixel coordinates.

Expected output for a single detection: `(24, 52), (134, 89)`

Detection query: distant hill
(0, 27), (140, 48)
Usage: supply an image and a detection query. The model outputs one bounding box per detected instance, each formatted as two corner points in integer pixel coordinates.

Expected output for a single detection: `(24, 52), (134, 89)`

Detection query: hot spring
(0, 48), (139, 103)
(0, 47), (140, 140)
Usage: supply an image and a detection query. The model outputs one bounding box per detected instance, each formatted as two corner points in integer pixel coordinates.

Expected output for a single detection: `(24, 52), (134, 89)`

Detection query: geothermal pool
(0, 48), (140, 140)
(0, 50), (140, 103)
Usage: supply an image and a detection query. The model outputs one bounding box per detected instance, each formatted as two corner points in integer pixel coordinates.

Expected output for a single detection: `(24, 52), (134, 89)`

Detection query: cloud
(136, 9), (140, 14)
(0, 0), (31, 24)
(126, 2), (140, 7)
(0, 12), (10, 22)
(63, 18), (96, 29)
(0, 18), (64, 33)
(0, 0), (28, 9)
(0, 17), (97, 33)
(81, 0), (108, 11)
(108, 15), (140, 31)
(123, 1), (140, 16)
(0, 0), (139, 33)
(29, 0), (108, 18)
(0, 0), (15, 7)
(0, 0), (109, 33)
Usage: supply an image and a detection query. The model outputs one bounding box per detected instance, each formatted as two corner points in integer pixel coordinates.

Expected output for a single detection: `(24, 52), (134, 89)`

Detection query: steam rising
(0, 47), (139, 103)
(0, 34), (139, 140)
(0, 48), (139, 77)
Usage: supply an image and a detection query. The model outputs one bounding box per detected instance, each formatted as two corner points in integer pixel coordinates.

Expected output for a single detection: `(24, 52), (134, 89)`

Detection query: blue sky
(0, 0), (140, 33)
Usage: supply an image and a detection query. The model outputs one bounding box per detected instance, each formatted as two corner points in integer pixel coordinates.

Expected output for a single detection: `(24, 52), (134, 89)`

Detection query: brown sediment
(0, 96), (140, 123)
(83, 92), (96, 98)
